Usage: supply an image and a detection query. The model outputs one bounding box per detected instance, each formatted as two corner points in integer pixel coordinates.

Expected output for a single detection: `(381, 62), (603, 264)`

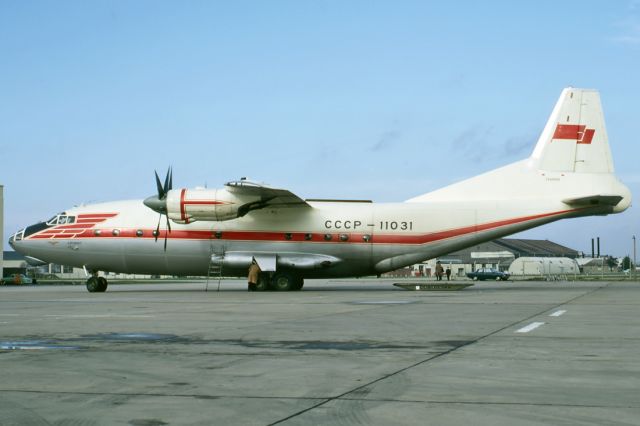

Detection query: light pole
(633, 235), (637, 280)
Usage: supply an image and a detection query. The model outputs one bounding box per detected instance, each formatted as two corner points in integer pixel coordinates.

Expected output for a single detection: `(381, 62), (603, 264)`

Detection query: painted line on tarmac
(516, 322), (545, 333)
(549, 310), (567, 317)
(350, 300), (418, 305)
(43, 314), (155, 319)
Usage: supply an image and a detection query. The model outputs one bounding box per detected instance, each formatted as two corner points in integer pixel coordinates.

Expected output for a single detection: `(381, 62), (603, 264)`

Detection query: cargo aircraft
(9, 88), (632, 292)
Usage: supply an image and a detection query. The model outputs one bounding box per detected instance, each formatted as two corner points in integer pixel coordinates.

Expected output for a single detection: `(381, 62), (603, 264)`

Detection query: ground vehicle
(1, 273), (34, 285)
(466, 268), (510, 281)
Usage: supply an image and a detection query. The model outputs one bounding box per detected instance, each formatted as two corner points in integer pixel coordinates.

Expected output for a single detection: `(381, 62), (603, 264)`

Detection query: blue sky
(1, 1), (639, 258)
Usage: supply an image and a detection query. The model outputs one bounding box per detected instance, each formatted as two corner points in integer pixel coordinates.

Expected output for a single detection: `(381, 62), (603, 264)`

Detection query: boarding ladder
(206, 247), (225, 291)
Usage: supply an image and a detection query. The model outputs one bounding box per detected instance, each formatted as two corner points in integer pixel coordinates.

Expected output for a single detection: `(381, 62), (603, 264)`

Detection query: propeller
(144, 167), (173, 251)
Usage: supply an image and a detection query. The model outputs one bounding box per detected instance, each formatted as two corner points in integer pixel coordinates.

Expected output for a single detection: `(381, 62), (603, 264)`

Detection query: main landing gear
(86, 272), (108, 293)
(270, 271), (304, 291)
(252, 272), (304, 292)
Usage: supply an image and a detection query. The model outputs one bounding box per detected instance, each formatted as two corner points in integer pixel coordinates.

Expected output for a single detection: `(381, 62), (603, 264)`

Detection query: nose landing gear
(86, 273), (108, 293)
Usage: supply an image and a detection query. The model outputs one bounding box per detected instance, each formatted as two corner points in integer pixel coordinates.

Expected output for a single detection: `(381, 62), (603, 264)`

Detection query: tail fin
(406, 87), (630, 205)
(530, 88), (614, 173)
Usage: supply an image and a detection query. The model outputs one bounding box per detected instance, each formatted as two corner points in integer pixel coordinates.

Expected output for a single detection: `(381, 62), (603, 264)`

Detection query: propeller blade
(163, 167), (171, 196)
(155, 214), (161, 242)
(154, 171), (165, 199)
(150, 166), (174, 251)
(163, 215), (171, 251)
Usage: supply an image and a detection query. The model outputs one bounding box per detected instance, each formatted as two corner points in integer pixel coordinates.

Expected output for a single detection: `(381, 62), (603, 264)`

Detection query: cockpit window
(59, 215), (75, 224)
(46, 214), (76, 225)
(45, 215), (59, 225)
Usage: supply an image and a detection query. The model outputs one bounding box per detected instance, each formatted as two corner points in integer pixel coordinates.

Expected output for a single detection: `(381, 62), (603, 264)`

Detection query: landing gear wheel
(86, 276), (100, 292)
(97, 277), (108, 292)
(255, 274), (270, 291)
(270, 272), (297, 291)
(86, 276), (108, 292)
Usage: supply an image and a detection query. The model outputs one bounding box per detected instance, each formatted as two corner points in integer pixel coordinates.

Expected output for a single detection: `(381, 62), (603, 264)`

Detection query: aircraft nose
(8, 228), (25, 251)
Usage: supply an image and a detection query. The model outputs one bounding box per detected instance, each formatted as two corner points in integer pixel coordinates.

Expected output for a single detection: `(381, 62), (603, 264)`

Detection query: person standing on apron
(248, 259), (261, 291)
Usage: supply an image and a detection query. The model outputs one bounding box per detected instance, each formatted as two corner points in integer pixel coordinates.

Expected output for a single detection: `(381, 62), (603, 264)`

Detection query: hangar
(0, 184), (3, 279)
(508, 256), (580, 276)
(410, 238), (581, 278)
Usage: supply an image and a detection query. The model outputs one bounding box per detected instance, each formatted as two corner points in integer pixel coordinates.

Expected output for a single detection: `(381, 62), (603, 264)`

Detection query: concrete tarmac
(1, 279), (639, 425)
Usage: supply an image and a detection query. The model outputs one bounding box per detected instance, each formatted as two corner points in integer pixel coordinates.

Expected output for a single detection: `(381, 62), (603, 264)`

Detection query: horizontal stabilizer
(562, 195), (624, 207)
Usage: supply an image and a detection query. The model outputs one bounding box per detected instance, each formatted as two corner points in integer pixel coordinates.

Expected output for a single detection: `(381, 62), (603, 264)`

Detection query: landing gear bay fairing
(9, 89), (631, 292)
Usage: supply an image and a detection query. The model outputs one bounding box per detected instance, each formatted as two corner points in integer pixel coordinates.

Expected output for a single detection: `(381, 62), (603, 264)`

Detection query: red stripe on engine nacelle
(180, 189), (186, 221)
(179, 189), (229, 222)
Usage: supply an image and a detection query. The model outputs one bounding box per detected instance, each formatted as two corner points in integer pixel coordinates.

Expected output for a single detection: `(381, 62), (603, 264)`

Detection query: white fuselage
(9, 191), (619, 279)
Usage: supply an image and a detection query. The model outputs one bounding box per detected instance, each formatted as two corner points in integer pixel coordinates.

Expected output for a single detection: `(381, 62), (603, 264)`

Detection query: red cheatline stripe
(28, 209), (578, 245)
(55, 223), (94, 229)
(359, 209), (573, 244)
(77, 213), (118, 219)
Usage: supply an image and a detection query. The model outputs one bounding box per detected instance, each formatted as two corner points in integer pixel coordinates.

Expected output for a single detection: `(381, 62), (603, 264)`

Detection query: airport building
(0, 184), (3, 279)
(408, 238), (581, 278)
(1, 251), (157, 281)
(2, 251), (31, 277)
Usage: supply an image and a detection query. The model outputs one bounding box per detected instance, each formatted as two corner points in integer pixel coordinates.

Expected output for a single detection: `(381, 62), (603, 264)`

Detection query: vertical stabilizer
(530, 88), (614, 173)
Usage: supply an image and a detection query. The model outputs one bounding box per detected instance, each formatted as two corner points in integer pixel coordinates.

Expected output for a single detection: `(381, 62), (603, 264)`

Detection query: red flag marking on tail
(552, 124), (595, 144)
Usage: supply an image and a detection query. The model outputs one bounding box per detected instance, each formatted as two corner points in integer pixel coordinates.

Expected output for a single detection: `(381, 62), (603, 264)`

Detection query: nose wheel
(86, 275), (108, 292)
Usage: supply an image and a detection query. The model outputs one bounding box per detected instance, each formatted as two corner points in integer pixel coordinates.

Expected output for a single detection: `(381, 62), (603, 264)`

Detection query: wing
(225, 179), (310, 216)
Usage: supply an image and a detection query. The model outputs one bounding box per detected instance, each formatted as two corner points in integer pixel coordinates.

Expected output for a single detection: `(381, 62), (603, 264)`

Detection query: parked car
(1, 273), (34, 285)
(466, 268), (510, 281)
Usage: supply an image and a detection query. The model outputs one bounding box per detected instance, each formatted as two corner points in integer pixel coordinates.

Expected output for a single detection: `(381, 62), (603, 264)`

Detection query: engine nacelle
(165, 188), (260, 223)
